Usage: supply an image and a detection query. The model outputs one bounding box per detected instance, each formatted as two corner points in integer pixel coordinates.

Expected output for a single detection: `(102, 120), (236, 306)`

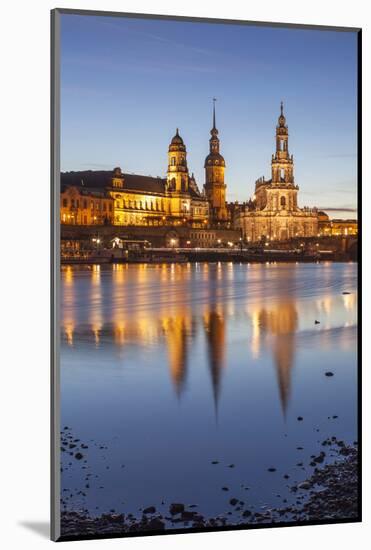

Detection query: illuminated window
(280, 196), (286, 208)
(171, 157), (176, 166)
(62, 198), (67, 207)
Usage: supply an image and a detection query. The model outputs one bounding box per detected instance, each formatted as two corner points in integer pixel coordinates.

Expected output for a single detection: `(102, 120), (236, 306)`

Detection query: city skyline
(61, 14), (358, 218)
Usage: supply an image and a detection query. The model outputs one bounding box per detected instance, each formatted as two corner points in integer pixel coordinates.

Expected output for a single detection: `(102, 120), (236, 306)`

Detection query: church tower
(204, 99), (227, 222)
(271, 101), (294, 185)
(167, 129), (189, 192)
(259, 101), (299, 214)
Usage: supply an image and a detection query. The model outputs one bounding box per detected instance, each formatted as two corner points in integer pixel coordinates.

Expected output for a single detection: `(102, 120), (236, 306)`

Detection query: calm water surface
(60, 262), (357, 522)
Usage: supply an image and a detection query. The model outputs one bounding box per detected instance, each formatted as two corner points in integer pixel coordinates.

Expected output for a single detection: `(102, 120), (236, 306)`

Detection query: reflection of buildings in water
(162, 316), (193, 396)
(90, 265), (103, 345)
(253, 301), (298, 415)
(62, 266), (75, 346)
(342, 292), (356, 312)
(203, 310), (226, 415)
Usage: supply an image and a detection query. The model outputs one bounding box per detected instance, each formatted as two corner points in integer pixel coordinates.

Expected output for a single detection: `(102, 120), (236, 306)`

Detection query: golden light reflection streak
(250, 307), (261, 359)
(315, 296), (332, 316)
(62, 266), (75, 346)
(90, 264), (103, 346)
(112, 263), (127, 346)
(343, 292), (356, 311)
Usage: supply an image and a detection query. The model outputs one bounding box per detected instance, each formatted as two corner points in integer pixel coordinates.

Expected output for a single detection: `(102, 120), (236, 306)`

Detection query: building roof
(204, 152), (225, 167)
(61, 170), (205, 199)
(61, 170), (167, 194)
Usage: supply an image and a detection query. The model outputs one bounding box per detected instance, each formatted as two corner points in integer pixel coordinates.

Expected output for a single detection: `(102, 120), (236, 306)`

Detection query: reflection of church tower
(203, 310), (226, 415)
(204, 99), (227, 221)
(164, 316), (189, 396)
(259, 301), (298, 415)
(167, 129), (189, 192)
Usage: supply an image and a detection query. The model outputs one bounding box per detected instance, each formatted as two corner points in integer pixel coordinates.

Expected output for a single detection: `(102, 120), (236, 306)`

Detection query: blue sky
(60, 14), (358, 218)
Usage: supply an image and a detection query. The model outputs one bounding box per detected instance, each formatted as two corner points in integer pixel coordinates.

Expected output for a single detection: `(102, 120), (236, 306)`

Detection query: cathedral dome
(170, 128), (184, 145)
(204, 152), (225, 167)
(169, 128), (186, 151)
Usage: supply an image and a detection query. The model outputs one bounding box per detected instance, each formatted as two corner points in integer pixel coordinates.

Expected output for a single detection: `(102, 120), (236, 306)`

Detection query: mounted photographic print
(51, 8), (361, 541)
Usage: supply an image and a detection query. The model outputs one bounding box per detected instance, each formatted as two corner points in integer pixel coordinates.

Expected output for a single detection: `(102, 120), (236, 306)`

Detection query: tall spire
(212, 97), (217, 129)
(278, 101), (286, 127)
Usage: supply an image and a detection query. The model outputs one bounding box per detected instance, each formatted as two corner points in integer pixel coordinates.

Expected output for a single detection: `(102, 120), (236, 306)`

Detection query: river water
(60, 261), (357, 524)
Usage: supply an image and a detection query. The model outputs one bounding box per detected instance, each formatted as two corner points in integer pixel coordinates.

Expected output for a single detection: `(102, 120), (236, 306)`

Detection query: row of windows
(61, 214), (109, 224)
(62, 197), (112, 211)
(192, 207), (207, 216)
(190, 232), (216, 240)
(170, 156), (186, 166)
(115, 199), (165, 211)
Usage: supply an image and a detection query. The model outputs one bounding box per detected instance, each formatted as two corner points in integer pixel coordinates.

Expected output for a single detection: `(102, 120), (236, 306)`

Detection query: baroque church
(236, 103), (319, 241)
(60, 101), (228, 230)
(61, 101), (321, 244)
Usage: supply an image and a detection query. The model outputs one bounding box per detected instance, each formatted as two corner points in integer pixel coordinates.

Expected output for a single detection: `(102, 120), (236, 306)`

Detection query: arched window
(171, 157), (176, 166)
(280, 196), (286, 208)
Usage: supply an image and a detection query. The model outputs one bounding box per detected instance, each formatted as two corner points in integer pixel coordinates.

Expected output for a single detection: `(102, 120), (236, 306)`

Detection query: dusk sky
(60, 13), (358, 218)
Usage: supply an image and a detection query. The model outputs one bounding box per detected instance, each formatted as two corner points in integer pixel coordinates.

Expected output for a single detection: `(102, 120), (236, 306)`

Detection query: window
(280, 196), (286, 208)
(171, 157), (176, 166)
(62, 198), (67, 207)
(83, 200), (87, 209)
(71, 199), (75, 207)
(109, 204), (112, 212)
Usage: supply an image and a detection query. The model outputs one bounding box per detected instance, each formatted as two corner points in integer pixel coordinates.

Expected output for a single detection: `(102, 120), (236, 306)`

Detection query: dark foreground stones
(273, 445), (358, 522)
(169, 503), (184, 515)
(60, 444), (359, 537)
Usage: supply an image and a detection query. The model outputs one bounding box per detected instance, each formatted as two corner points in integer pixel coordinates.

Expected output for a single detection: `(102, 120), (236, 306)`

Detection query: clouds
(318, 207), (357, 212)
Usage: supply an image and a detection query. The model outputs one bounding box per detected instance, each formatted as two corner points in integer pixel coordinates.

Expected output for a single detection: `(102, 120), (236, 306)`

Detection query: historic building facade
(60, 103), (232, 231)
(318, 210), (358, 236)
(61, 129), (211, 229)
(236, 103), (319, 242)
(60, 185), (114, 225)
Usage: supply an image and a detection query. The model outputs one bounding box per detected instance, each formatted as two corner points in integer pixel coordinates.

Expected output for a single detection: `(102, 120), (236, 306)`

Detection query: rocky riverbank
(60, 443), (359, 539)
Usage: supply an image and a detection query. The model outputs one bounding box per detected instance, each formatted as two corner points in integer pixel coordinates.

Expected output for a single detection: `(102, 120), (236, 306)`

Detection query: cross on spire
(213, 97), (217, 129)
(280, 100), (284, 116)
